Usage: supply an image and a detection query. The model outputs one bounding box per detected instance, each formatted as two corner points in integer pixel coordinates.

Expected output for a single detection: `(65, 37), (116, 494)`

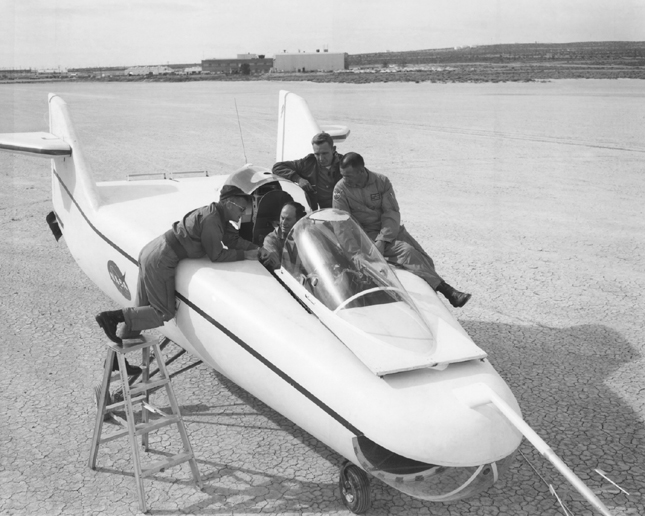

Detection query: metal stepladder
(89, 335), (202, 512)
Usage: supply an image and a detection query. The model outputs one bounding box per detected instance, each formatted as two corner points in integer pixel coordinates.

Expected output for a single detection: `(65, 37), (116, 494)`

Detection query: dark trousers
(382, 225), (443, 290)
(123, 236), (179, 332)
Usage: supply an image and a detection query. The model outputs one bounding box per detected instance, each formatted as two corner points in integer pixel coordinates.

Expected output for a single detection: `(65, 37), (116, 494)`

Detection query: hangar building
(273, 52), (348, 72)
(202, 57), (273, 74)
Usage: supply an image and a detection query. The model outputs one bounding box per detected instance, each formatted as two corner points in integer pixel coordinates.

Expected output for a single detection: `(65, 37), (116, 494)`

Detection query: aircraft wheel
(339, 461), (371, 514)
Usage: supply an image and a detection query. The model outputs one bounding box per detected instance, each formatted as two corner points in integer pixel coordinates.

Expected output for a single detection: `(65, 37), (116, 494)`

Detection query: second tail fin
(275, 90), (350, 162)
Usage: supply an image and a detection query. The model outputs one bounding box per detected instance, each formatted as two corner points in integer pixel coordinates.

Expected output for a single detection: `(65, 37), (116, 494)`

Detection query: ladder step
(111, 414), (128, 429)
(105, 394), (147, 412)
(141, 452), (194, 478)
(141, 401), (169, 418)
(98, 415), (181, 444)
(130, 377), (170, 396)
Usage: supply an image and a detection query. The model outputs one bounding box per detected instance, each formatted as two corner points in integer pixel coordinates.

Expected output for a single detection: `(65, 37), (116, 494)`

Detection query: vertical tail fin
(0, 94), (101, 213)
(276, 90), (321, 162)
(275, 90), (351, 162)
(48, 93), (101, 212)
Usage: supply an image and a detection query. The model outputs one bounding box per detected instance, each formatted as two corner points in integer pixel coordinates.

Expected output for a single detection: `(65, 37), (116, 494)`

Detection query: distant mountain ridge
(349, 41), (645, 67)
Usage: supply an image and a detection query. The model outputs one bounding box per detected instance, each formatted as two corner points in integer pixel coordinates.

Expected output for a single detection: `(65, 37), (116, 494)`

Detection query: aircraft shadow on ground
(150, 321), (644, 514)
(460, 320), (644, 510)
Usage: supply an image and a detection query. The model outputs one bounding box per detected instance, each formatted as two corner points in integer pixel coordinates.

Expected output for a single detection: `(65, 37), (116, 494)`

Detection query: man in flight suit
(95, 185), (272, 372)
(272, 132), (343, 210)
(332, 152), (471, 308)
(262, 201), (306, 270)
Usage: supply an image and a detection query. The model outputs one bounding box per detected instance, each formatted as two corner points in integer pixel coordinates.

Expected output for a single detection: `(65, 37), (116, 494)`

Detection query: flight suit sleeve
(222, 222), (258, 252)
(262, 230), (281, 257)
(272, 156), (311, 184)
(262, 230), (282, 269)
(376, 177), (401, 243)
(332, 183), (350, 213)
(200, 215), (247, 262)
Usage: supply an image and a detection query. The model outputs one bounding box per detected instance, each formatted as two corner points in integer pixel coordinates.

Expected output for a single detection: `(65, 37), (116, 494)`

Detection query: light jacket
(332, 169), (401, 243)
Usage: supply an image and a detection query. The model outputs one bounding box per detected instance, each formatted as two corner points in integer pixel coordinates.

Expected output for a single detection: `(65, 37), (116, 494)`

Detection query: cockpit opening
(282, 209), (413, 313)
(280, 209), (436, 356)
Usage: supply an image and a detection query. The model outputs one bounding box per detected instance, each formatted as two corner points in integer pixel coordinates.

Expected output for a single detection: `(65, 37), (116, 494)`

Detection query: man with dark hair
(262, 201), (306, 270)
(272, 132), (343, 210)
(333, 152), (471, 308)
(95, 184), (272, 371)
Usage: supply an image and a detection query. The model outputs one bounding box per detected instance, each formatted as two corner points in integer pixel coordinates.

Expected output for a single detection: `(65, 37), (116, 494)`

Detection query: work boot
(436, 281), (472, 308)
(110, 356), (142, 376)
(95, 309), (125, 344)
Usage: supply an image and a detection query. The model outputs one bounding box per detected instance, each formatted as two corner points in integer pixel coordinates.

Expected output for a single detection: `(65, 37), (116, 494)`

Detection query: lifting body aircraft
(0, 90), (613, 515)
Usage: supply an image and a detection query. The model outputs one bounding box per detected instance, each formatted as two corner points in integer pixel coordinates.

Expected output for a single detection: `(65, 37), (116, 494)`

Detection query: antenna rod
(234, 98), (248, 163)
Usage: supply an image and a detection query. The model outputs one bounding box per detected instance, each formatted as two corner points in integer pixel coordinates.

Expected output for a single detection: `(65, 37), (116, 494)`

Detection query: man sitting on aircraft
(95, 185), (273, 369)
(261, 201), (306, 270)
(272, 132), (343, 210)
(332, 152), (471, 308)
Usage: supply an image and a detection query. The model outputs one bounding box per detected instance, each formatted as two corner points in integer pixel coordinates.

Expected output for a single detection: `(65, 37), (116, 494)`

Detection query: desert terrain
(1, 80), (643, 515)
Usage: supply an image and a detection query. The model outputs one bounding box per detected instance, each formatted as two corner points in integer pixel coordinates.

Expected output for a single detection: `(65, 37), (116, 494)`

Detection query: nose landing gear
(339, 461), (371, 514)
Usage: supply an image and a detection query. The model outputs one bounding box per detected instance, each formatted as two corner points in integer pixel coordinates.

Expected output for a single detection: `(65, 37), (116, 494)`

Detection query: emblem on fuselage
(107, 261), (131, 300)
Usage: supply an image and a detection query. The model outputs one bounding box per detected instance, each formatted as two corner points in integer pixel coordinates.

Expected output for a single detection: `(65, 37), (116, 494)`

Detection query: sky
(1, 0), (644, 70)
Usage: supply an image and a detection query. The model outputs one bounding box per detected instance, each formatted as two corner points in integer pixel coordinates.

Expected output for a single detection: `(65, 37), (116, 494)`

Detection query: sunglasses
(228, 200), (246, 211)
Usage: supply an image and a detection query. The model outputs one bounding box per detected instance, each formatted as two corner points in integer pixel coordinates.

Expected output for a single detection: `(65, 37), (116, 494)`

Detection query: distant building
(0, 68), (34, 75)
(184, 66), (202, 74)
(273, 52), (347, 72)
(68, 66), (127, 76)
(202, 57), (273, 74)
(126, 65), (173, 75)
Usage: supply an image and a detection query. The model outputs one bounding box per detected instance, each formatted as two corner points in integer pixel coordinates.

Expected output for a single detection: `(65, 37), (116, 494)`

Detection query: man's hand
(297, 177), (314, 192)
(244, 249), (260, 260)
(258, 247), (280, 269)
(374, 240), (386, 255)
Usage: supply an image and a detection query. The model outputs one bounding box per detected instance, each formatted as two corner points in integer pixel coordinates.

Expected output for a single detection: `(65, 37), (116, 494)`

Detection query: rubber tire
(339, 462), (371, 514)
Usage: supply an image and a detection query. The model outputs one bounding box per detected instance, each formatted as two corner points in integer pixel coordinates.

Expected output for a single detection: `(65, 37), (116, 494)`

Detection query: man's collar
(360, 168), (371, 188)
(318, 152), (340, 169)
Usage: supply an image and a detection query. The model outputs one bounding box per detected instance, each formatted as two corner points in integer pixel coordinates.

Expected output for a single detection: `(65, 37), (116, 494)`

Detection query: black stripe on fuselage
(176, 293), (363, 436)
(52, 169), (364, 437)
(52, 168), (138, 265)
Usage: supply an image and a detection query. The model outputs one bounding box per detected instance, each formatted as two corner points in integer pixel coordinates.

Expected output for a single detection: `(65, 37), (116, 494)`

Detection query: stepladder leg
(117, 352), (147, 513)
(141, 345), (151, 452)
(89, 348), (115, 469)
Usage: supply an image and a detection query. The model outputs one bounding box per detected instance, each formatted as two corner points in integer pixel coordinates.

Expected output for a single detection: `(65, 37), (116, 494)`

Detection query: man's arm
(222, 222), (258, 252)
(375, 177), (401, 243)
(272, 156), (309, 182)
(262, 230), (281, 257)
(201, 216), (254, 262)
(332, 182), (350, 213)
(261, 231), (282, 270)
